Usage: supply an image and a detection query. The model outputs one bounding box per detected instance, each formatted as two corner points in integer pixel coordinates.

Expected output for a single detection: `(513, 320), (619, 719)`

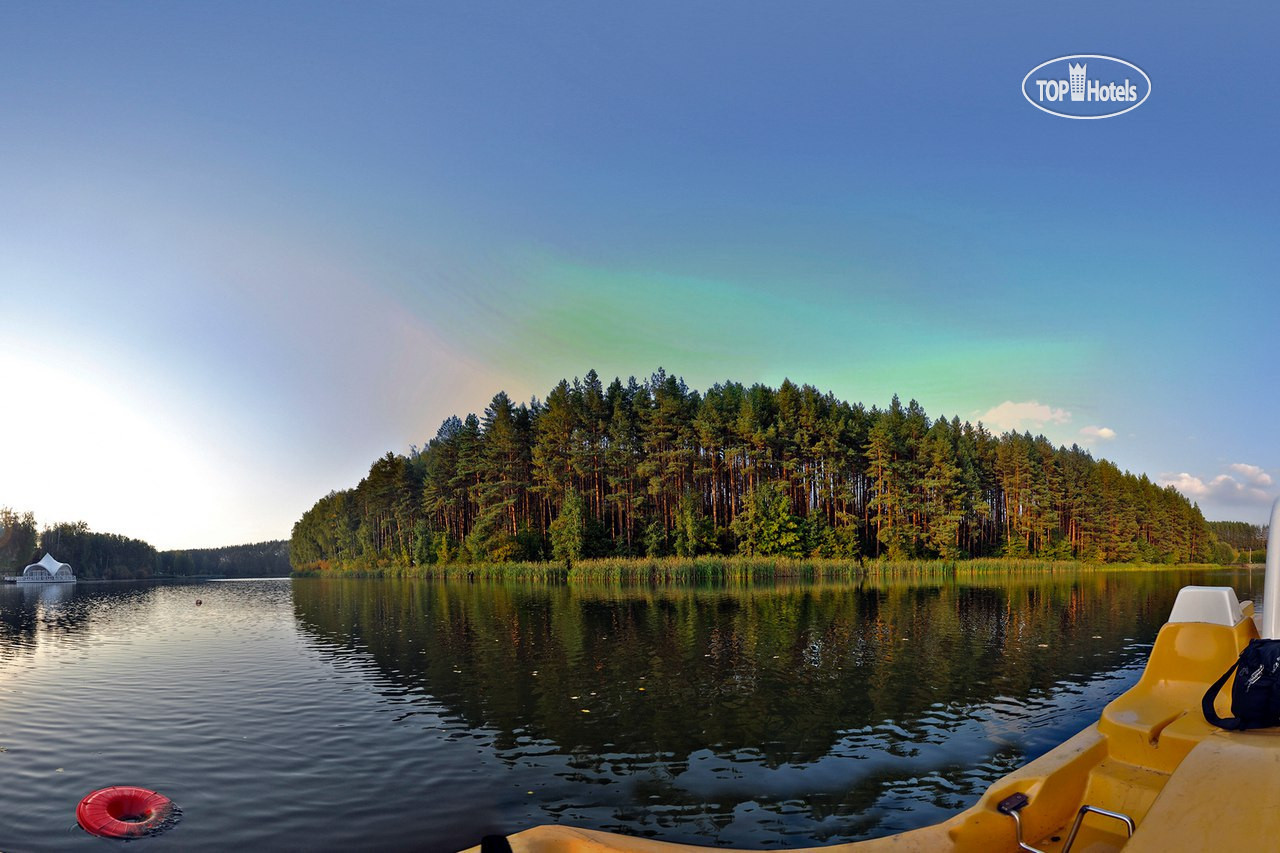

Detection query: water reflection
(291, 568), (1260, 845)
(0, 571), (1262, 850)
(20, 582), (75, 606)
(0, 582), (91, 660)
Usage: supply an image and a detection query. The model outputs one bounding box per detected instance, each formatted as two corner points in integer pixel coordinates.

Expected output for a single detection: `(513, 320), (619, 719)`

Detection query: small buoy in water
(196, 600), (202, 606)
(77, 786), (176, 838)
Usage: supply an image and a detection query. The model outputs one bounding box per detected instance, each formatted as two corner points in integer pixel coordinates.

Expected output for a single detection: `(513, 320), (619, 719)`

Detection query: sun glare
(1, 345), (233, 549)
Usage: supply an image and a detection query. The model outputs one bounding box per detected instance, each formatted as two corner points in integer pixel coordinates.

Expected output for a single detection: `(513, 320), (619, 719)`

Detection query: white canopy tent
(20, 553), (75, 582)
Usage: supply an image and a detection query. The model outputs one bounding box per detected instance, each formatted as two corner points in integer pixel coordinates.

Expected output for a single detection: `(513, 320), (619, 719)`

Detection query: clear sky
(1, 2), (1276, 550)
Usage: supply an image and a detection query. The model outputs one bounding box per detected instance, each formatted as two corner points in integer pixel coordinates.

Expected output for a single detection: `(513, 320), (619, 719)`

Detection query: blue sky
(1, 2), (1276, 549)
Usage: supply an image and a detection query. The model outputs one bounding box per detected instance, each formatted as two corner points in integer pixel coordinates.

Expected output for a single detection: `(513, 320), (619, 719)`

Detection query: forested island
(290, 369), (1264, 576)
(0, 508), (290, 580)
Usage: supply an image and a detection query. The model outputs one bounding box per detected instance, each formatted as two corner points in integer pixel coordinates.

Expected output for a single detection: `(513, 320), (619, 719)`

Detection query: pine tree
(293, 369), (1225, 570)
(550, 487), (588, 567)
(732, 483), (802, 557)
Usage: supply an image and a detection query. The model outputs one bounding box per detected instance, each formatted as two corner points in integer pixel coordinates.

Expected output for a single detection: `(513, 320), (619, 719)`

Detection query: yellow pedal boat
(467, 506), (1280, 853)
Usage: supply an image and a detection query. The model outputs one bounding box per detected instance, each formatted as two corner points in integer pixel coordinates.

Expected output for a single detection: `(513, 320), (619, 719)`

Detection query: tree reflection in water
(292, 568), (1258, 845)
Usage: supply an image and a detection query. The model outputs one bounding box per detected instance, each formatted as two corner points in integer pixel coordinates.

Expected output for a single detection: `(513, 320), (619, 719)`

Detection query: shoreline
(289, 556), (1259, 583)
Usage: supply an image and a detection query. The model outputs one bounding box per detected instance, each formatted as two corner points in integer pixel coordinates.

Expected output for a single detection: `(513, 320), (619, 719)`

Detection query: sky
(1, 2), (1277, 550)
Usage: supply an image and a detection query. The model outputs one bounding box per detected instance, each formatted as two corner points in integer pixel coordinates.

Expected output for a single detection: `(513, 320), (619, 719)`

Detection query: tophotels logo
(1022, 54), (1150, 119)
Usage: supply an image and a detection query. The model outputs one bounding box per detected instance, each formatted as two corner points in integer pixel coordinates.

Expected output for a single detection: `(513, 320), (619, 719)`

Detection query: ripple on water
(0, 569), (1229, 851)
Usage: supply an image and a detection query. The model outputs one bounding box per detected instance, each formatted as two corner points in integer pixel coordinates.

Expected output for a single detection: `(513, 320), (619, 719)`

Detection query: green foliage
(435, 531), (458, 564)
(464, 506), (519, 563)
(157, 540), (290, 577)
(733, 483), (803, 557)
(2, 504), (284, 580)
(290, 368), (1223, 574)
(514, 525), (546, 561)
(550, 487), (587, 567)
(0, 507), (39, 572)
(1206, 521), (1266, 563)
(673, 490), (714, 557)
(412, 520), (436, 565)
(1210, 540), (1238, 565)
(644, 518), (669, 557)
(802, 512), (861, 559)
(37, 520), (156, 579)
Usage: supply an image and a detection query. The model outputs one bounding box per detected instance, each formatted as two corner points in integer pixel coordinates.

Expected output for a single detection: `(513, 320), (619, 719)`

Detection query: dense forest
(290, 370), (1238, 572)
(1206, 521), (1268, 563)
(155, 541), (292, 578)
(0, 508), (289, 580)
(1, 515), (157, 580)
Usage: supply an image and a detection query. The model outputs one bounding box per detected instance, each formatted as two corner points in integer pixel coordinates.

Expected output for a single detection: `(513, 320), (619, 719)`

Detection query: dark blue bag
(1203, 638), (1280, 731)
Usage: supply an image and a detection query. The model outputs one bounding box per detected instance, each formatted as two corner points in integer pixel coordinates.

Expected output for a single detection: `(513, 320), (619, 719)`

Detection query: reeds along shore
(290, 556), (1237, 584)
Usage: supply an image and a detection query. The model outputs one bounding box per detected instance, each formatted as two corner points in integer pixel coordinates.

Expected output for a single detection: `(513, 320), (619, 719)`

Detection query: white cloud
(1161, 473), (1216, 498)
(1228, 463), (1273, 487)
(1161, 464), (1273, 507)
(1079, 425), (1116, 441)
(979, 400), (1071, 431)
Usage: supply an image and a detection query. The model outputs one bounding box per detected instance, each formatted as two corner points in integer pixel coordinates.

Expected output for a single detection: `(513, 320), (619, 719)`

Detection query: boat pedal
(1061, 805), (1135, 853)
(996, 792), (1046, 853)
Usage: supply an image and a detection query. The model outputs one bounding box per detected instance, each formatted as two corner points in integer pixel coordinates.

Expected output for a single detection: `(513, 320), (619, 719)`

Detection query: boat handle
(996, 792), (1047, 853)
(1061, 804), (1136, 853)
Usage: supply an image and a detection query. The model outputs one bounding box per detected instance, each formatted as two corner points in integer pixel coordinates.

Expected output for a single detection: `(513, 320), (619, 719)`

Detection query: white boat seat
(1167, 587), (1242, 627)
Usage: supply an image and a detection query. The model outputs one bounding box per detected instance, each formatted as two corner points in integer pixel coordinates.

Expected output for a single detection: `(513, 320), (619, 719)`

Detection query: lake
(0, 567), (1261, 851)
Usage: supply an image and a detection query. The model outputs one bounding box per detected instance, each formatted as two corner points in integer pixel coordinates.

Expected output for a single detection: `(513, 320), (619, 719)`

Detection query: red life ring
(76, 786), (175, 838)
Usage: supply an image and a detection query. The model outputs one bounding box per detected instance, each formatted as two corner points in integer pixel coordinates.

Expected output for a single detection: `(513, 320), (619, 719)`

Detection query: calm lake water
(0, 568), (1262, 852)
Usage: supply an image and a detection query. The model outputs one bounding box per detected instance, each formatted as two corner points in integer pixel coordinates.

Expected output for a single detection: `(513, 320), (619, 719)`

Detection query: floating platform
(5, 553), (76, 584)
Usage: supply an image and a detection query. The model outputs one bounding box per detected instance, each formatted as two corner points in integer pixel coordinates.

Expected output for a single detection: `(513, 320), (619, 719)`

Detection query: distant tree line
(156, 541), (292, 578)
(290, 370), (1234, 571)
(1205, 521), (1268, 564)
(1, 507), (289, 579)
(15, 518), (158, 580)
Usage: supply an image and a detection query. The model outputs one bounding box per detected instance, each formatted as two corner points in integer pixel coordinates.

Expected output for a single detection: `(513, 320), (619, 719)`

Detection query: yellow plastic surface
(461, 613), (1264, 853)
(1125, 730), (1280, 851)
